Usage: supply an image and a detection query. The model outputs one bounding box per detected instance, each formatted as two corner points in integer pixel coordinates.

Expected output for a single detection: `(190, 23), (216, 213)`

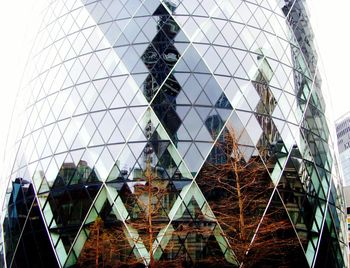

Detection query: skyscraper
(336, 113), (350, 258)
(336, 113), (350, 186)
(1, 0), (347, 267)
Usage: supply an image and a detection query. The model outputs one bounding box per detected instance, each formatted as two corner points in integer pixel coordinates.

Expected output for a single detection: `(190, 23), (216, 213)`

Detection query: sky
(309, 0), (350, 120)
(0, 1), (348, 178)
(0, 2), (44, 178)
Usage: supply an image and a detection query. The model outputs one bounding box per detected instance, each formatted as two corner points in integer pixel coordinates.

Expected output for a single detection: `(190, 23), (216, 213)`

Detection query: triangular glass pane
(250, 191), (308, 267)
(44, 181), (102, 261)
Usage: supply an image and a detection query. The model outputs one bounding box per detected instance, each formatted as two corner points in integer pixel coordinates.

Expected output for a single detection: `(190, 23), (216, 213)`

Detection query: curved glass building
(1, 0), (347, 267)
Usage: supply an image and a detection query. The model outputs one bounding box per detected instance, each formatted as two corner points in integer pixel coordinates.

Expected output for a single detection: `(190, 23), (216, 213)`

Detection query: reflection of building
(252, 50), (280, 160)
(54, 161), (99, 186)
(3, 179), (58, 267)
(1, 0), (347, 267)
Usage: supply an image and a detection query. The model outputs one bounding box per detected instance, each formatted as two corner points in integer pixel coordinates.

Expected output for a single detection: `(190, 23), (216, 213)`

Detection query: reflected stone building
(1, 0), (347, 267)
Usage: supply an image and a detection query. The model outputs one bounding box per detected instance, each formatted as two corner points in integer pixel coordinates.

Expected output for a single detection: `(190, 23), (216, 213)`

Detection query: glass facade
(1, 0), (347, 267)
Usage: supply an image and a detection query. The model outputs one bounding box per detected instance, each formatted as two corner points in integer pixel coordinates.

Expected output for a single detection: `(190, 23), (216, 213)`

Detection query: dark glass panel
(249, 192), (308, 268)
(142, 4), (181, 102)
(12, 200), (59, 268)
(314, 211), (345, 268)
(45, 162), (102, 252)
(4, 178), (35, 266)
(159, 197), (235, 267)
(77, 200), (143, 268)
(277, 148), (319, 250)
(197, 128), (274, 265)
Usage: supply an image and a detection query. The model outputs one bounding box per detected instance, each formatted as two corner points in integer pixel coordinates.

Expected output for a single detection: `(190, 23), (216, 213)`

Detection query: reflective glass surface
(1, 0), (346, 267)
